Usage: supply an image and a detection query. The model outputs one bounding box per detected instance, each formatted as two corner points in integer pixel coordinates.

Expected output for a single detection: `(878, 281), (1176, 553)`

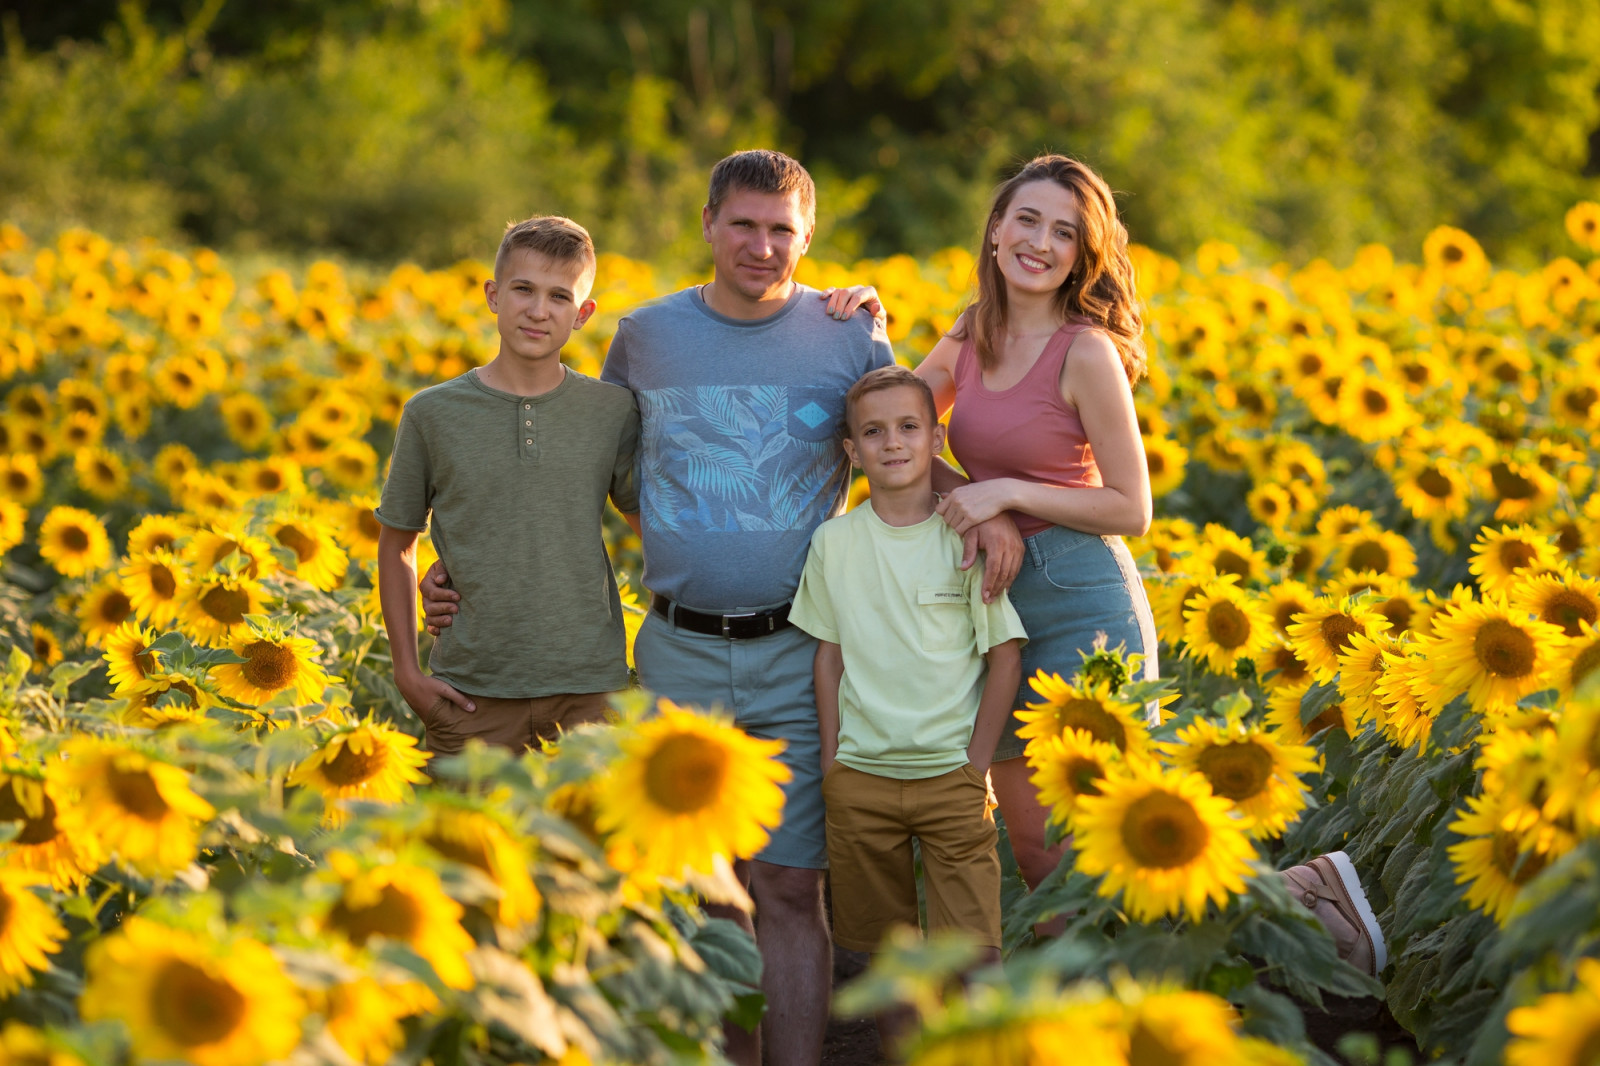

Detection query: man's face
(484, 249), (596, 363)
(702, 188), (814, 306)
(842, 386), (945, 494)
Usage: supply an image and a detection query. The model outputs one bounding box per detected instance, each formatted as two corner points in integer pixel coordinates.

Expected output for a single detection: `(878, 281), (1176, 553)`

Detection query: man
(422, 149), (1021, 1066)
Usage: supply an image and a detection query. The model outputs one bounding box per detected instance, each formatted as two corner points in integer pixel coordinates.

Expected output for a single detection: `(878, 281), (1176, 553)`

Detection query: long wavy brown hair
(954, 155), (1146, 385)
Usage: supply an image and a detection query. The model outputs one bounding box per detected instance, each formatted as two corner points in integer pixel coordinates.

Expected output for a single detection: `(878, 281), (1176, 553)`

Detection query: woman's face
(989, 179), (1082, 297)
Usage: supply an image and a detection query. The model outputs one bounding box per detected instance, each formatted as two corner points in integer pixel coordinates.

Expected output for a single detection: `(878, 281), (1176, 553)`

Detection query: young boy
(375, 216), (640, 756)
(789, 365), (1025, 965)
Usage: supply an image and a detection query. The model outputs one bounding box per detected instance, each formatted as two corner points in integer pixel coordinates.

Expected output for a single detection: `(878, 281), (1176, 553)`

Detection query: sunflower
(1484, 458), (1562, 522)
(1286, 595), (1389, 682)
(1162, 713), (1319, 839)
(1337, 372), (1417, 443)
(1015, 673), (1153, 756)
(1367, 579), (1422, 636)
(238, 456), (305, 497)
(320, 438), (381, 493)
(1258, 640), (1313, 693)
(1028, 730), (1126, 830)
(1510, 571), (1600, 639)
(151, 354), (211, 409)
(1470, 525), (1561, 594)
(1506, 957), (1600, 1066)
(1131, 517), (1197, 575)
(75, 576), (133, 646)
(1113, 981), (1249, 1065)
(55, 738), (215, 878)
(418, 801), (542, 928)
(1334, 631), (1404, 727)
(269, 512), (349, 591)
(0, 766), (104, 889)
(1422, 225), (1490, 289)
(596, 698), (791, 880)
(0, 1022), (87, 1066)
(1152, 568), (1222, 641)
(1179, 579), (1276, 676)
(123, 667), (217, 729)
(319, 977), (437, 1066)
(119, 550), (185, 627)
(184, 523), (278, 580)
(0, 867), (66, 996)
(1566, 201), (1600, 252)
(1263, 681), (1348, 744)
(1072, 760), (1256, 922)
(124, 513), (189, 556)
(0, 499), (26, 557)
(1144, 436), (1189, 499)
(176, 470), (245, 516)
(0, 453), (43, 506)
(1331, 528), (1417, 580)
(1312, 504), (1378, 556)
(80, 917), (303, 1066)
(1245, 482), (1299, 531)
(288, 720), (430, 824)
(28, 625), (62, 672)
(1424, 595), (1567, 713)
(1261, 580), (1316, 637)
(1550, 621), (1600, 699)
(338, 494), (384, 560)
(212, 621), (332, 709)
(219, 392), (275, 450)
(323, 854), (475, 990)
(57, 410), (104, 452)
(100, 620), (162, 694)
(37, 506), (111, 577)
(71, 446), (128, 501)
(1191, 525), (1268, 585)
(151, 442), (199, 492)
(1448, 791), (1564, 925)
(179, 571), (270, 646)
(909, 1004), (1122, 1066)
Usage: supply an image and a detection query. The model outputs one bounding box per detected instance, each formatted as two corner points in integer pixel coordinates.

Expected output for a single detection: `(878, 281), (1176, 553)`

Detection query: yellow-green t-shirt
(789, 501), (1027, 780)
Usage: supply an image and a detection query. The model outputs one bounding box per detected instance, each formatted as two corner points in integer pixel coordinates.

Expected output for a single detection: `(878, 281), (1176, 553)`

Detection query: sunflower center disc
(1489, 463), (1536, 501)
(1573, 642), (1600, 692)
(1320, 613), (1360, 656)
(425, 828), (494, 873)
(1491, 831), (1549, 886)
(1541, 590), (1597, 637)
(1206, 601), (1250, 649)
(275, 526), (318, 564)
(1067, 758), (1105, 797)
(199, 586), (250, 625)
(1211, 549), (1250, 580)
(99, 592), (132, 625)
(322, 742), (386, 787)
(1347, 542), (1391, 574)
(1196, 742), (1275, 802)
(61, 527), (91, 552)
(1473, 619), (1536, 679)
(1415, 468), (1453, 498)
(150, 564), (178, 598)
(0, 788), (60, 846)
(1379, 597), (1413, 633)
(241, 641), (298, 691)
(331, 883), (425, 943)
(1121, 792), (1208, 868)
(1128, 1021), (1185, 1066)
(1274, 601), (1307, 633)
(1497, 540), (1537, 572)
(1056, 699), (1128, 750)
(152, 959), (248, 1046)
(108, 767), (171, 822)
(645, 734), (730, 814)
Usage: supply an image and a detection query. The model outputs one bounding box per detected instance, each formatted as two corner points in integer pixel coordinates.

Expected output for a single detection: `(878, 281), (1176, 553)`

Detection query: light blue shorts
(632, 610), (827, 870)
(996, 525), (1159, 763)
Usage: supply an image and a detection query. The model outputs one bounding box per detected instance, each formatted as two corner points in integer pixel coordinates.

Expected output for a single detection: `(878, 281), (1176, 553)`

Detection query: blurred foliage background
(4, 0), (1599, 269)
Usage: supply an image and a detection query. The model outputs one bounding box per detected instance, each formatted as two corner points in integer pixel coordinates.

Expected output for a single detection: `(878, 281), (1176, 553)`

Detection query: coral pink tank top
(946, 322), (1101, 539)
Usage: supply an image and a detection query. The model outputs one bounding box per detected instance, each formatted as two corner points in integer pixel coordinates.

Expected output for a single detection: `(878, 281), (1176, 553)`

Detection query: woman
(915, 154), (1158, 900)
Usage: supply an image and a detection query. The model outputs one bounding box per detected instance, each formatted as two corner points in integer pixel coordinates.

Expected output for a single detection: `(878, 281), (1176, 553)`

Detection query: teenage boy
(375, 216), (639, 756)
(790, 367), (1023, 983)
(418, 151), (1025, 1066)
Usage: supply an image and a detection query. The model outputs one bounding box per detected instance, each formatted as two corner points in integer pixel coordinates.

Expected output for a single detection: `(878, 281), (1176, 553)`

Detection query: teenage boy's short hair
(845, 366), (938, 434)
(495, 216), (597, 287)
(707, 150), (817, 228)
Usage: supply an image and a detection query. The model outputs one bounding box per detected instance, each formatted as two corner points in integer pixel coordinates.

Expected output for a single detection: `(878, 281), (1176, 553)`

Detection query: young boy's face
(842, 385), (945, 495)
(484, 249), (597, 363)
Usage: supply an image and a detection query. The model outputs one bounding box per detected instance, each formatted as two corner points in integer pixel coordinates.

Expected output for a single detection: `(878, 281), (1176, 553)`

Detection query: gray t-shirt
(375, 368), (640, 697)
(601, 285), (894, 610)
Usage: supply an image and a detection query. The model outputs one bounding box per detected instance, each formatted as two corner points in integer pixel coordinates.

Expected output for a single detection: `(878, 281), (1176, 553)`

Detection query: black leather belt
(651, 595), (793, 639)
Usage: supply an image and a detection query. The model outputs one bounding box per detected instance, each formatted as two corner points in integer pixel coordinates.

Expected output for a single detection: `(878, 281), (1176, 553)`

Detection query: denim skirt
(994, 524), (1159, 763)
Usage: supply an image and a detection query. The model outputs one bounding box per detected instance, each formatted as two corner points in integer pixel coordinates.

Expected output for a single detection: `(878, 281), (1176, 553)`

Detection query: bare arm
(967, 639), (1021, 775)
(623, 512), (642, 538)
(378, 525), (473, 715)
(814, 640), (844, 774)
(934, 331), (1152, 538)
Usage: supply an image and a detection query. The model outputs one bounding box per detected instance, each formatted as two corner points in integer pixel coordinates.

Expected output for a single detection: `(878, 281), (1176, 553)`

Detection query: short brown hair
(845, 366), (936, 434)
(707, 150), (816, 227)
(494, 216), (596, 289)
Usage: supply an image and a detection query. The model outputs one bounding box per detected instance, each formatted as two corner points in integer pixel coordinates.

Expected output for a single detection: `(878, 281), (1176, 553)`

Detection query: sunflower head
(287, 720), (430, 823)
(1017, 672), (1151, 756)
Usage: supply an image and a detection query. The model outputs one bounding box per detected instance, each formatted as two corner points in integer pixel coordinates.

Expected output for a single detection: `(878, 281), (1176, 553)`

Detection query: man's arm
(814, 640), (844, 775)
(378, 525), (473, 715)
(931, 458), (1023, 604)
(966, 638), (1022, 775)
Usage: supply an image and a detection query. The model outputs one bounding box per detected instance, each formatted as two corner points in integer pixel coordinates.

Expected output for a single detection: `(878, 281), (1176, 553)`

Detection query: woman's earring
(991, 243), (999, 258)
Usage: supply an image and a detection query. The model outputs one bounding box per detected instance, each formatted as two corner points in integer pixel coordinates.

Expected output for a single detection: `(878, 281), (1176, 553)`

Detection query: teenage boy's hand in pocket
(418, 560), (459, 635)
(398, 673), (475, 721)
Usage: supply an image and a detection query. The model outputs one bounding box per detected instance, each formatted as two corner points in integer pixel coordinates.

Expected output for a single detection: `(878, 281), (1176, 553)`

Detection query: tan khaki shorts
(822, 761), (1001, 952)
(420, 691), (612, 757)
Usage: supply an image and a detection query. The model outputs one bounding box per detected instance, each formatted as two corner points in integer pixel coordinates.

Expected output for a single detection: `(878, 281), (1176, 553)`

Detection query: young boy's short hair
(844, 365), (937, 434)
(495, 215), (597, 287)
(707, 150), (817, 228)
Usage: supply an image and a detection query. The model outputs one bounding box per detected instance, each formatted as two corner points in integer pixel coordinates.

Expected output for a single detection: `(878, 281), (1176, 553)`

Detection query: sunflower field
(0, 202), (1599, 1066)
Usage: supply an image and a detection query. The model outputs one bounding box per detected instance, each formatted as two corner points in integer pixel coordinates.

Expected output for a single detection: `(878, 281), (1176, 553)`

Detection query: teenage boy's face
(842, 386), (945, 494)
(702, 188), (814, 306)
(484, 249), (596, 363)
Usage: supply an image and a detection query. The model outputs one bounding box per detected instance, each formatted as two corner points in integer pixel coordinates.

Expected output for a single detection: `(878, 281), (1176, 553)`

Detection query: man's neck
(479, 352), (566, 397)
(700, 279), (796, 321)
(868, 483), (937, 527)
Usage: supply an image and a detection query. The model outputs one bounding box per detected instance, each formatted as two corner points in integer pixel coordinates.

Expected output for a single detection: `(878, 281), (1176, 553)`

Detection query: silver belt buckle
(721, 611), (756, 638)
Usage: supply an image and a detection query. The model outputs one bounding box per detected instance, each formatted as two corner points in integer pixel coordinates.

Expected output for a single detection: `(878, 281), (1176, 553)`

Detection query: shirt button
(525, 420), (532, 426)
(524, 403), (531, 410)
(526, 439), (533, 445)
